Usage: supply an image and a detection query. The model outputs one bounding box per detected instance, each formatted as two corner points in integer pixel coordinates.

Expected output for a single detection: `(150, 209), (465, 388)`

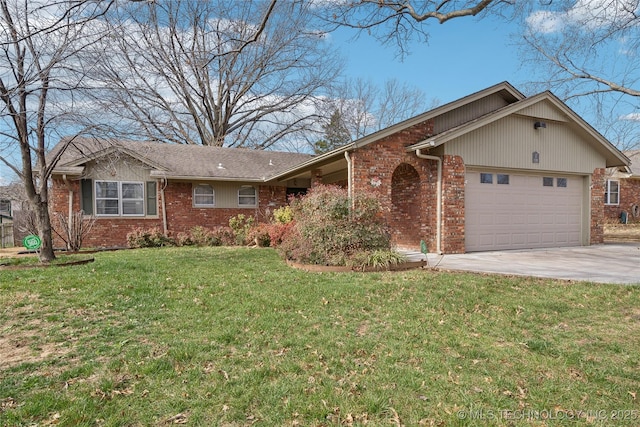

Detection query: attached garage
(465, 170), (585, 251)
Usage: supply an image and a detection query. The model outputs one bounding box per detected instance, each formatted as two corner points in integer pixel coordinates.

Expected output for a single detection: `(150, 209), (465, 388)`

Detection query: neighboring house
(49, 82), (629, 253)
(0, 183), (29, 246)
(605, 150), (640, 223)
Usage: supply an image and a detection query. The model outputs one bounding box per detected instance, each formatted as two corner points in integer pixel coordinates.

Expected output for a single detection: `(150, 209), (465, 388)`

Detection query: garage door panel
(465, 171), (583, 251)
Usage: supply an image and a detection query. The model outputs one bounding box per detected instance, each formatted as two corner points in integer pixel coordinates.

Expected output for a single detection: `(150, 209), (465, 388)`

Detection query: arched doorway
(390, 163), (422, 248)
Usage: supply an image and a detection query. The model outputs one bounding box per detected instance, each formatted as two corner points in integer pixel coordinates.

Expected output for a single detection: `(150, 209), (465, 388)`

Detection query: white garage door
(465, 171), (584, 252)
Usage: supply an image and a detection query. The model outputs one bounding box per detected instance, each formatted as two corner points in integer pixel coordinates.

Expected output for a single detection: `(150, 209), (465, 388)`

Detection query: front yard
(1, 247), (639, 426)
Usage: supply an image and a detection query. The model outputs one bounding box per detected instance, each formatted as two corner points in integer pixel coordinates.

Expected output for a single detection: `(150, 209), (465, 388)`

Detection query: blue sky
(331, 14), (527, 106)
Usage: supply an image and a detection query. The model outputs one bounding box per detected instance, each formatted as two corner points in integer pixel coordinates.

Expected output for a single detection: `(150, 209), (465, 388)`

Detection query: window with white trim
(95, 181), (144, 216)
(238, 186), (257, 206)
(605, 179), (619, 205)
(193, 184), (215, 207)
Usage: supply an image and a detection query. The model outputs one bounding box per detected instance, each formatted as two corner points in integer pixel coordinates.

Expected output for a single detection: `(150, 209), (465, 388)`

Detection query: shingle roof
(50, 138), (314, 181)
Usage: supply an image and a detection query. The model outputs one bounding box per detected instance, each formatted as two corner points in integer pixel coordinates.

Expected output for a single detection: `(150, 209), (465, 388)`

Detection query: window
(0, 199), (10, 216)
(543, 177), (554, 187)
(193, 184), (215, 207)
(605, 180), (619, 205)
(95, 181), (144, 216)
(557, 178), (567, 188)
(480, 173), (493, 184)
(497, 174), (510, 185)
(238, 186), (257, 206)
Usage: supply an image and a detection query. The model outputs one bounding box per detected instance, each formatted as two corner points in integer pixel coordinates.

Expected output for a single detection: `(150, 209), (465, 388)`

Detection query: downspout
(415, 149), (443, 254)
(62, 174), (73, 226)
(159, 178), (168, 235)
(344, 151), (353, 207)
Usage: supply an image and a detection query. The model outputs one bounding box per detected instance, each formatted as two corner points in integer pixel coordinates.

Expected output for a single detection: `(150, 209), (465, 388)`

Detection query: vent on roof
(269, 159), (274, 166)
(217, 163), (225, 169)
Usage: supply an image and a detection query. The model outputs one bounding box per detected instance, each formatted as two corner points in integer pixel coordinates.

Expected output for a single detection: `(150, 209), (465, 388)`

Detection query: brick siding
(590, 168), (605, 244)
(50, 178), (289, 248)
(604, 178), (640, 224)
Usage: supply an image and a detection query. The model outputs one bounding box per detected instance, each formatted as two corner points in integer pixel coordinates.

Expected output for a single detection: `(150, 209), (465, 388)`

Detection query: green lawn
(1, 247), (639, 426)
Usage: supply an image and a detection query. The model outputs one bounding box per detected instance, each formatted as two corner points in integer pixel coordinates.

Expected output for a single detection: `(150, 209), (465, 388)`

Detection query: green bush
(272, 205), (294, 224)
(348, 250), (407, 271)
(229, 214), (255, 245)
(280, 185), (391, 266)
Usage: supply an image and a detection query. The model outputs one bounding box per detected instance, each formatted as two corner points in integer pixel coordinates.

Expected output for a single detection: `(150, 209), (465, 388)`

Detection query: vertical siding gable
(444, 115), (606, 173)
(433, 92), (512, 134)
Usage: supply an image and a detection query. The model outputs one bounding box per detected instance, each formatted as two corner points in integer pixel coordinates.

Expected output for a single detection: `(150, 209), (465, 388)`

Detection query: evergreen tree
(314, 110), (351, 154)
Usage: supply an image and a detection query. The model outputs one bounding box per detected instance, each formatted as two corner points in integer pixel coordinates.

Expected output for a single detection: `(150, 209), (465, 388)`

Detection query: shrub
(348, 250), (407, 271)
(265, 221), (295, 248)
(272, 205), (294, 224)
(229, 214), (255, 245)
(246, 223), (271, 247)
(127, 227), (175, 248)
(280, 185), (390, 266)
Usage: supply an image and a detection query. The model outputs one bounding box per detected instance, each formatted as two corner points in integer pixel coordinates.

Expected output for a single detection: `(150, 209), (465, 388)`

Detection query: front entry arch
(390, 163), (422, 247)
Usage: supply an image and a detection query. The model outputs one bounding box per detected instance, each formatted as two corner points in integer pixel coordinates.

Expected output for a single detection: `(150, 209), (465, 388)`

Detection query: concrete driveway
(421, 243), (640, 284)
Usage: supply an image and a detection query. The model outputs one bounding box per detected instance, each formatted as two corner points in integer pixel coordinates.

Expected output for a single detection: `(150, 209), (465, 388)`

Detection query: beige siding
(434, 93), (510, 134)
(84, 158), (152, 181)
(445, 115), (606, 174)
(192, 181), (257, 208)
(516, 104), (568, 122)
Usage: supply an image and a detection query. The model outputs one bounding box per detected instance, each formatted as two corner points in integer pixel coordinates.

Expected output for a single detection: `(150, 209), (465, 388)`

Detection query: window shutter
(146, 181), (157, 216)
(80, 179), (93, 215)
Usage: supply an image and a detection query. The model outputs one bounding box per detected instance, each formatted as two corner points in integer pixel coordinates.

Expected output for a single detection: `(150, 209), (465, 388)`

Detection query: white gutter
(159, 178), (168, 235)
(415, 149), (443, 254)
(344, 151), (352, 200)
(62, 174), (73, 227)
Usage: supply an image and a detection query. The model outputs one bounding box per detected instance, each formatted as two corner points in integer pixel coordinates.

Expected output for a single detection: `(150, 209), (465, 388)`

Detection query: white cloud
(526, 10), (564, 34)
(620, 112), (640, 121)
(526, 0), (639, 34)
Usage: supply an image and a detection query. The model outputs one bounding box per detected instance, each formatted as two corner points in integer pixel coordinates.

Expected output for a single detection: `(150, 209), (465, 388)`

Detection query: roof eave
(149, 171), (266, 182)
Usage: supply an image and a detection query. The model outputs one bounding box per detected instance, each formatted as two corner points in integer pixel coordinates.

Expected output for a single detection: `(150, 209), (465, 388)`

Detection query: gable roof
(407, 90), (629, 168)
(50, 138), (314, 182)
(270, 81), (526, 181)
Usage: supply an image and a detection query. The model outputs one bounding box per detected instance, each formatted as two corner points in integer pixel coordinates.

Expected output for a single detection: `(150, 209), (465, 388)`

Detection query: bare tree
(518, 1), (640, 149)
(319, 77), (435, 141)
(319, 0), (513, 55)
(94, 0), (343, 148)
(0, 0), (115, 262)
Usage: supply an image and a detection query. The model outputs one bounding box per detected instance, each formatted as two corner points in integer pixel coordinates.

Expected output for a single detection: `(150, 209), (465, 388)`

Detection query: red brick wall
(349, 119), (443, 251)
(50, 178), (288, 248)
(604, 178), (640, 224)
(590, 168), (605, 244)
(441, 155), (466, 254)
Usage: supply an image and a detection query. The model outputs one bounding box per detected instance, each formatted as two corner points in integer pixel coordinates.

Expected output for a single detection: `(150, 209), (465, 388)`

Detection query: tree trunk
(35, 198), (55, 262)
